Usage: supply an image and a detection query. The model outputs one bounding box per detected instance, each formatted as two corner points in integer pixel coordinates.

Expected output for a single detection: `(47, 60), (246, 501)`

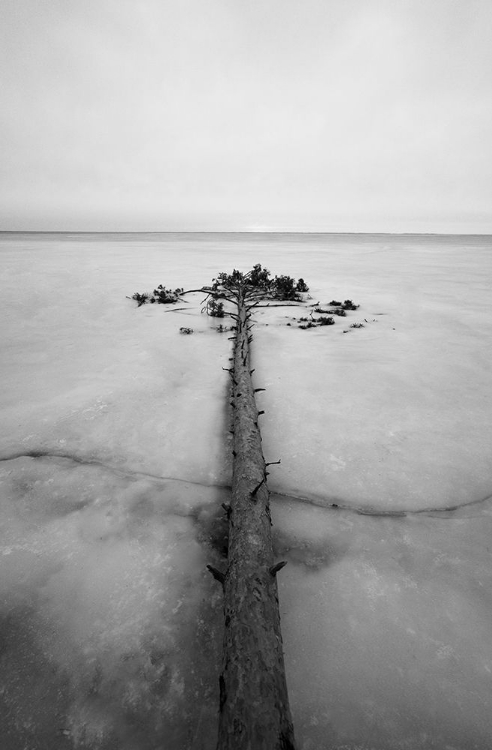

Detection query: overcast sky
(1, 0), (491, 232)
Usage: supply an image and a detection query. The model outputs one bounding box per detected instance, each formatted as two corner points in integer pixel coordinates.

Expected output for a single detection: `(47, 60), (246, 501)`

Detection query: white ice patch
(1, 233), (492, 749)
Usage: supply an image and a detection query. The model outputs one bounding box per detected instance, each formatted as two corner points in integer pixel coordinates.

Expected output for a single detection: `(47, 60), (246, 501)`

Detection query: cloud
(1, 0), (491, 230)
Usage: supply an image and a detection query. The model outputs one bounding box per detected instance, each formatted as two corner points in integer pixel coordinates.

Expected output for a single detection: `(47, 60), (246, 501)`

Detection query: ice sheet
(1, 232), (491, 749)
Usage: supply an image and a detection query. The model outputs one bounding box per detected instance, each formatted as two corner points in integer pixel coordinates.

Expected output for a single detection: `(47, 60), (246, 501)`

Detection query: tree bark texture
(215, 290), (296, 750)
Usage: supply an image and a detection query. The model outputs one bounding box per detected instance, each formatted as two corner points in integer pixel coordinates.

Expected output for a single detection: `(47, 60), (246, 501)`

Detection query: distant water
(1, 230), (491, 242)
(2, 230), (491, 258)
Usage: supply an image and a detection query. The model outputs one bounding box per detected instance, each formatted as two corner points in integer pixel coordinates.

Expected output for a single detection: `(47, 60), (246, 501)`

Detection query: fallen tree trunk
(129, 267), (339, 746)
(209, 286), (296, 750)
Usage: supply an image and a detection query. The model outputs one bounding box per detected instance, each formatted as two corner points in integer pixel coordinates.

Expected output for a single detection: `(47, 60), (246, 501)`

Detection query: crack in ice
(1, 450), (491, 519)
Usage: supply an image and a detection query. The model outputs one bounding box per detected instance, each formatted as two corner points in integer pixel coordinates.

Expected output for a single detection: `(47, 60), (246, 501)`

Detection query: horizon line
(1, 229), (491, 237)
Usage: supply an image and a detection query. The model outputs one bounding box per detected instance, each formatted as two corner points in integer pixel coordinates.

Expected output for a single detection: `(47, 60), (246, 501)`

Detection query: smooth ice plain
(1, 232), (491, 750)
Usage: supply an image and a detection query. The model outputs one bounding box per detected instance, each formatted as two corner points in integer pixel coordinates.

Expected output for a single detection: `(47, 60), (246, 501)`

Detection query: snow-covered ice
(1, 232), (491, 749)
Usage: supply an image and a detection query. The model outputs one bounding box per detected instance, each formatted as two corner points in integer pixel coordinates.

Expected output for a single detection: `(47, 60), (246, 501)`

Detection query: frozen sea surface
(1, 232), (491, 749)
